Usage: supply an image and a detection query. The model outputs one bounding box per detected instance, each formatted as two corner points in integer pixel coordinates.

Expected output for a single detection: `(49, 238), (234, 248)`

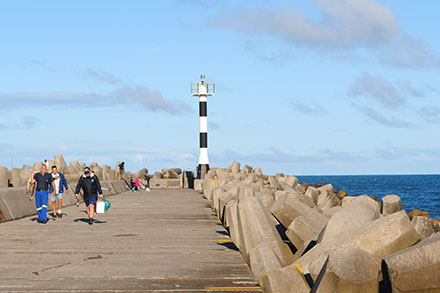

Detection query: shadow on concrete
(74, 218), (107, 224)
(275, 223), (297, 254)
(216, 230), (229, 236)
(217, 241), (239, 252)
(30, 217), (56, 222)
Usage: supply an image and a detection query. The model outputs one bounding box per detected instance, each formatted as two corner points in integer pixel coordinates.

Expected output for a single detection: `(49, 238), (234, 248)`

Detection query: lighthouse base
(197, 164), (210, 180)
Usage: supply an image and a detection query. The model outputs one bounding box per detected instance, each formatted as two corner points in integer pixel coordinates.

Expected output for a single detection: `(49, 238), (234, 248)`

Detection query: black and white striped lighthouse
(192, 75), (215, 179)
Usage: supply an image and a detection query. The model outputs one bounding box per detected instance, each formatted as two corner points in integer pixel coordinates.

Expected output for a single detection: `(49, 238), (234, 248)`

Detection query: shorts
(51, 193), (63, 202)
(84, 195), (98, 206)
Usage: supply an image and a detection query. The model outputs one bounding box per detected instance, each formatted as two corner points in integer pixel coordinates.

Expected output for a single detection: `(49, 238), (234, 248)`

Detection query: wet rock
(336, 189), (347, 199)
(408, 209), (430, 220)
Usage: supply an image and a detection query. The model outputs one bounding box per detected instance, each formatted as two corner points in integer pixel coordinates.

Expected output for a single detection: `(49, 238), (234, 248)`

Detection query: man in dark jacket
(75, 167), (103, 225)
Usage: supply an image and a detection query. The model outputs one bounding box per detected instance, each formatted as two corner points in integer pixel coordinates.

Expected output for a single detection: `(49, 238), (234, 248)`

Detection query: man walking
(75, 167), (103, 225)
(49, 165), (69, 218)
(31, 164), (56, 224)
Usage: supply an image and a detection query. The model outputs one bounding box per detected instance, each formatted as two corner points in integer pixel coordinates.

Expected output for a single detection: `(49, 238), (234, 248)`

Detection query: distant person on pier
(144, 172), (151, 192)
(49, 165), (69, 218)
(43, 159), (49, 170)
(118, 162), (125, 180)
(31, 164), (56, 224)
(75, 167), (103, 225)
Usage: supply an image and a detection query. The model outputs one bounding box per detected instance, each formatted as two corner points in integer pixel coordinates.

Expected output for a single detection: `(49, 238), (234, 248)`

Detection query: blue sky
(0, 0), (439, 175)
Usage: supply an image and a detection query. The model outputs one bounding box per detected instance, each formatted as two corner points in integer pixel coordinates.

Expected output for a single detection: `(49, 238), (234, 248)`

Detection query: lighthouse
(191, 75), (215, 179)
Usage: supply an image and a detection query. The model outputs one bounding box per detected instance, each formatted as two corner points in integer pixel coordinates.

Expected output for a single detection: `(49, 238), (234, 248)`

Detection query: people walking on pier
(118, 162), (125, 180)
(49, 165), (69, 218)
(75, 167), (103, 225)
(31, 164), (56, 224)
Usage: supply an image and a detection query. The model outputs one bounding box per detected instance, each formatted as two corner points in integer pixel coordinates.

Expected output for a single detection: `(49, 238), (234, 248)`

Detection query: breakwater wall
(198, 161), (440, 292)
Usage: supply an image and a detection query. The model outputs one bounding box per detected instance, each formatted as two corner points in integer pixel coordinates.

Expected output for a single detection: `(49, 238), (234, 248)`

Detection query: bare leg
(52, 201), (57, 216)
(57, 198), (62, 215)
(88, 204), (95, 219)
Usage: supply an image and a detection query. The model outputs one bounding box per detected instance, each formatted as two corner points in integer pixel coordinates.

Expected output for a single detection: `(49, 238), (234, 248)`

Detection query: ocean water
(297, 175), (440, 219)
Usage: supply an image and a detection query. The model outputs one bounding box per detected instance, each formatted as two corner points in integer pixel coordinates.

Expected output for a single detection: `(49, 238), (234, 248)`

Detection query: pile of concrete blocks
(199, 161), (440, 292)
(0, 155), (123, 187)
(150, 168), (184, 189)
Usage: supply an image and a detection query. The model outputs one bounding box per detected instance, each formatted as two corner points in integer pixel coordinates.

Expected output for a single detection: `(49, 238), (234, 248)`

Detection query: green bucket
(102, 198), (111, 211)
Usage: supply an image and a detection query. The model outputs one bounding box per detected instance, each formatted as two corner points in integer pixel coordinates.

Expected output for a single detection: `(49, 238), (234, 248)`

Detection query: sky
(0, 0), (439, 175)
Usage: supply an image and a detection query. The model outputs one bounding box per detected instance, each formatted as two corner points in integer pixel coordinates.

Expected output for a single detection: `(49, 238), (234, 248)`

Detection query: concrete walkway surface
(0, 189), (261, 292)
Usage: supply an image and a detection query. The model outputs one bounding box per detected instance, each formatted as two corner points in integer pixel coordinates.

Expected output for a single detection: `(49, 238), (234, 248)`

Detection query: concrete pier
(0, 189), (261, 292)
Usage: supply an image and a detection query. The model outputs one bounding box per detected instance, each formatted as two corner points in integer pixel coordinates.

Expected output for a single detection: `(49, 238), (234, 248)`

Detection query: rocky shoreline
(199, 161), (440, 292)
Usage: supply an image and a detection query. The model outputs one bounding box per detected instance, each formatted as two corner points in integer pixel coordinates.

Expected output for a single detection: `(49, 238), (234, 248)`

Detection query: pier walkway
(0, 189), (261, 292)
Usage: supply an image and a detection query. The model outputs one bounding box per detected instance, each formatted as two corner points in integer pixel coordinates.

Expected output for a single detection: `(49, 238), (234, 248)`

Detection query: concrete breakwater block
(286, 215), (325, 255)
(309, 247), (379, 292)
(238, 197), (295, 266)
(0, 187), (35, 221)
(150, 179), (181, 189)
(198, 162), (440, 292)
(381, 194), (403, 216)
(248, 244), (283, 284)
(382, 232), (440, 292)
(320, 196), (380, 242)
(54, 154), (67, 173)
(295, 210), (420, 273)
(317, 188), (341, 211)
(261, 264), (310, 293)
(225, 200), (243, 250)
(270, 193), (327, 229)
(412, 215), (434, 240)
(305, 186), (320, 205)
(0, 166), (10, 188)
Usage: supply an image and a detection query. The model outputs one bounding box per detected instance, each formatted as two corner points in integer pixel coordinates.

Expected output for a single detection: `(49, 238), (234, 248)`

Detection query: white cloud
(290, 100), (327, 115)
(351, 103), (414, 128)
(210, 0), (439, 69)
(212, 0), (398, 48)
(85, 68), (123, 85)
(348, 72), (407, 109)
(0, 116), (40, 131)
(0, 86), (191, 115)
